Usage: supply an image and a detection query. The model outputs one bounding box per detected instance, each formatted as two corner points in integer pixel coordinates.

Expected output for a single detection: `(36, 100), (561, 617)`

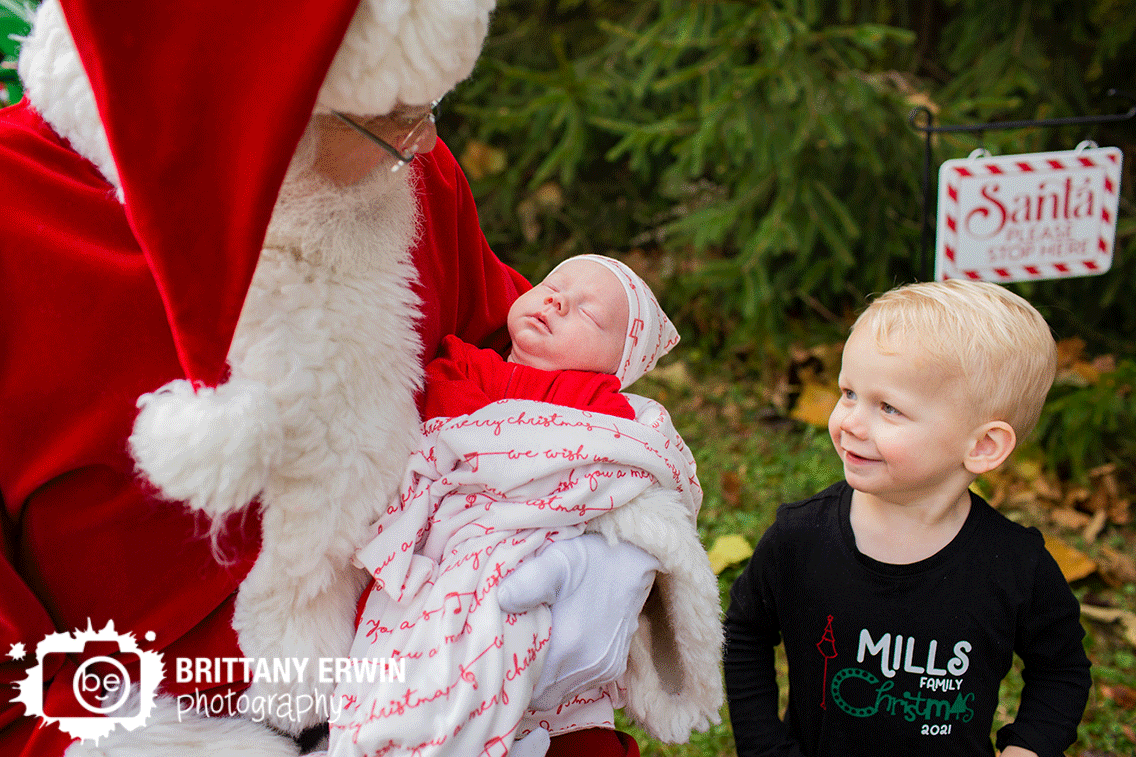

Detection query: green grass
(620, 348), (1136, 757)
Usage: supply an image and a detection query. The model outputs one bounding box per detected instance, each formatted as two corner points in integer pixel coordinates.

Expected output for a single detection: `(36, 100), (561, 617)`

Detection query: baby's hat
(551, 254), (679, 388)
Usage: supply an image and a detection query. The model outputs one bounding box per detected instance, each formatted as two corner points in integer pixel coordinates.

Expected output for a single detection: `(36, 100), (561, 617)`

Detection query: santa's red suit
(0, 1), (724, 755)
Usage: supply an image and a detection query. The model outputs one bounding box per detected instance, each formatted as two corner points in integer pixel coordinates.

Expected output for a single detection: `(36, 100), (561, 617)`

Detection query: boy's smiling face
(827, 324), (984, 508)
(507, 258), (629, 375)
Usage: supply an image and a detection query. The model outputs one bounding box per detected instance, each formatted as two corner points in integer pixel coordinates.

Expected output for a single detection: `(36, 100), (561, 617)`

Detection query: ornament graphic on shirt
(816, 615), (838, 709)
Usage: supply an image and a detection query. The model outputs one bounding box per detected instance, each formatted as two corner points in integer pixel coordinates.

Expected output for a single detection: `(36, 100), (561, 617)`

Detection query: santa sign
(935, 145), (1123, 282)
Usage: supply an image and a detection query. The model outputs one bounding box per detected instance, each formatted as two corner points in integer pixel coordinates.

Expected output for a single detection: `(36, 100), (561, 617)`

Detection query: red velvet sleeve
(418, 336), (497, 420)
(0, 102), (258, 757)
(410, 140), (531, 365)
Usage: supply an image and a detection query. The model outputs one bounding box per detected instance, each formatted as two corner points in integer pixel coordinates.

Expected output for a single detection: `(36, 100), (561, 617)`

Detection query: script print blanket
(329, 399), (698, 757)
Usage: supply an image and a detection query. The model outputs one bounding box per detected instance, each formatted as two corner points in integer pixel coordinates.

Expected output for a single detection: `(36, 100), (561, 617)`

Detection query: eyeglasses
(331, 102), (437, 172)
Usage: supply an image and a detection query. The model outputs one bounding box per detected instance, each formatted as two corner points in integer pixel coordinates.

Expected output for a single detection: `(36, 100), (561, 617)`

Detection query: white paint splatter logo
(11, 620), (164, 744)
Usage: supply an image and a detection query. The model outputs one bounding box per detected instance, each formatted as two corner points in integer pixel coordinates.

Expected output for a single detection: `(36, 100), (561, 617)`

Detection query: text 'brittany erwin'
(174, 656), (407, 685)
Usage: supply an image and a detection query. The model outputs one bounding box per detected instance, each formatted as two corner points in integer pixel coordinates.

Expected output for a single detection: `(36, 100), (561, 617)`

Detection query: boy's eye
(842, 388), (856, 401)
(881, 402), (900, 415)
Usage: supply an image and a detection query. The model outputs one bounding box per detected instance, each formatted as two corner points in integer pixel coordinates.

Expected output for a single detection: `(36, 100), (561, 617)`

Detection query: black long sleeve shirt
(724, 481), (1091, 757)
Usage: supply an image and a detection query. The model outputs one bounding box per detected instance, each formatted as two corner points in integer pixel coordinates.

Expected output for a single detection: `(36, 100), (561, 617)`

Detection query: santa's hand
(498, 534), (659, 711)
(511, 727), (550, 757)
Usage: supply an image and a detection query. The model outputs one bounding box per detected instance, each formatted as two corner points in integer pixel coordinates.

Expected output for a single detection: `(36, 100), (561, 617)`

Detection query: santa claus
(0, 1), (724, 756)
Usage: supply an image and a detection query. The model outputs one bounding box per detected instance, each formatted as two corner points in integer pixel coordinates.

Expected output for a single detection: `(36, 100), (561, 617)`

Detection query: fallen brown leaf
(1004, 488), (1038, 511)
(1045, 536), (1097, 582)
(721, 470), (742, 508)
(1091, 463), (1120, 493)
(1110, 497), (1132, 526)
(1033, 472), (1063, 503)
(1099, 682), (1136, 710)
(1051, 508), (1092, 530)
(1061, 489), (1084, 511)
(1083, 509), (1109, 542)
(1086, 487), (1112, 515)
(1081, 604), (1136, 648)
(1098, 546), (1136, 587)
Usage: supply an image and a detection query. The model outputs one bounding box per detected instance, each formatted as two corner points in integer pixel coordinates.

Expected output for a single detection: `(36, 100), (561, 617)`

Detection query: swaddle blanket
(329, 399), (698, 756)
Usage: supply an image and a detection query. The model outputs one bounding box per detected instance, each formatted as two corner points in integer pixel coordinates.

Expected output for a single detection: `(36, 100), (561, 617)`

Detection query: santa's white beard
(208, 131), (428, 734)
(264, 149), (420, 276)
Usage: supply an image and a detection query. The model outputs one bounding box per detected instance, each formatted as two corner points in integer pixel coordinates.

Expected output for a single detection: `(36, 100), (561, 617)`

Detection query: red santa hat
(17, 0), (495, 387)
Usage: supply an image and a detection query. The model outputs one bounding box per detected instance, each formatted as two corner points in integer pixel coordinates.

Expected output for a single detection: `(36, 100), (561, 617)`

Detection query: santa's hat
(549, 255), (680, 389)
(18, 0), (495, 387)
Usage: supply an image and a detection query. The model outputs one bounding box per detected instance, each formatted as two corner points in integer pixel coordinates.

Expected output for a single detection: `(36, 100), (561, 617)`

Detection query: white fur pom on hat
(318, 0), (497, 114)
(551, 255), (680, 389)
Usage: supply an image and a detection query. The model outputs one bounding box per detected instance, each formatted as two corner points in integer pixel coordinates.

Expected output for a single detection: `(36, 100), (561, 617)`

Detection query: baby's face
(507, 259), (629, 374)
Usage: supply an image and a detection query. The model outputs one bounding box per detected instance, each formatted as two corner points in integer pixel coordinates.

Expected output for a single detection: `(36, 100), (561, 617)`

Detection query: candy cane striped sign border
(935, 146), (1123, 283)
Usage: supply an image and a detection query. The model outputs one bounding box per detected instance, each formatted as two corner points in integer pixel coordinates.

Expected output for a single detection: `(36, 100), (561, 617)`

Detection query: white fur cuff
(130, 378), (283, 519)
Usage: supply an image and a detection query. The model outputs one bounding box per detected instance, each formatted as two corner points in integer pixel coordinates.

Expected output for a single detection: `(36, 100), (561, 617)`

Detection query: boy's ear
(964, 421), (1017, 475)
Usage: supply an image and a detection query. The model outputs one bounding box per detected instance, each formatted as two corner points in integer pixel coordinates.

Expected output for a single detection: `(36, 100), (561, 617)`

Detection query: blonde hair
(851, 279), (1057, 437)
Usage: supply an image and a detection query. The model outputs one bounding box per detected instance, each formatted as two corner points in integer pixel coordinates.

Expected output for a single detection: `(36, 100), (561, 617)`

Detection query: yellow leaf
(1044, 535), (1097, 582)
(1012, 457), (1043, 482)
(790, 383), (840, 428)
(707, 534), (753, 574)
(1067, 358), (1101, 385)
(648, 360), (691, 389)
(1055, 337), (1086, 369)
(458, 140), (507, 180)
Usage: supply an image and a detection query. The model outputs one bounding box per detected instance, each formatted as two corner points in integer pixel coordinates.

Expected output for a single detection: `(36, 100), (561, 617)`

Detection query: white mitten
(129, 377), (283, 519)
(510, 727), (550, 757)
(498, 534), (659, 711)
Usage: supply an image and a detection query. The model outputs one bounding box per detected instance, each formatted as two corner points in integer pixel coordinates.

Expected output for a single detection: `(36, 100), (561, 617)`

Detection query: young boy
(724, 280), (1092, 757)
(329, 255), (722, 756)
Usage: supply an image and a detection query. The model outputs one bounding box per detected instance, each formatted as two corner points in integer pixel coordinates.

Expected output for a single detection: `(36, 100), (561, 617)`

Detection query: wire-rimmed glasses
(331, 101), (438, 172)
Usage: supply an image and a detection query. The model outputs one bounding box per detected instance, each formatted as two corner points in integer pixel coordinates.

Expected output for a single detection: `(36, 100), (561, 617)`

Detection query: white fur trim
(130, 379), (283, 522)
(318, 0), (496, 114)
(130, 173), (425, 734)
(17, 0), (122, 193)
(586, 486), (725, 743)
(62, 694), (300, 757)
(225, 237), (425, 733)
(583, 394), (723, 743)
